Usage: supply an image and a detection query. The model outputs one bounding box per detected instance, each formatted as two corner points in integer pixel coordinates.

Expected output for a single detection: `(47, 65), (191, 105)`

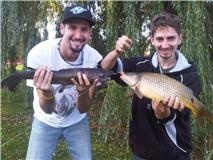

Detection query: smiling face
(60, 19), (91, 60)
(151, 26), (182, 60)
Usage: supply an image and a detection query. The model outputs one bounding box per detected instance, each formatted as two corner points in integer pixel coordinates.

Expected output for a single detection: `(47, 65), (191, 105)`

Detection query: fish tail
(1, 72), (25, 91)
(198, 108), (213, 121)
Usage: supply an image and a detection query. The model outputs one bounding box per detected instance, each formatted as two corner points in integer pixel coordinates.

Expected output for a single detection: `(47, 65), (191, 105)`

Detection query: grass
(1, 83), (131, 160)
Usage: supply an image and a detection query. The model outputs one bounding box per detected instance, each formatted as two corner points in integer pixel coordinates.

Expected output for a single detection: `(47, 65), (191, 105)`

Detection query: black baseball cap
(62, 5), (95, 27)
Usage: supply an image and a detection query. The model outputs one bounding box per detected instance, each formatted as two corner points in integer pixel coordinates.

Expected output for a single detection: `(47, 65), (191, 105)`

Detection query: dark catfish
(1, 68), (118, 91)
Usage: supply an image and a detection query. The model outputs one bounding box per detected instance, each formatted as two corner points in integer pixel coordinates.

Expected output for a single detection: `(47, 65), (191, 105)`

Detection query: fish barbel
(120, 72), (213, 121)
(1, 68), (117, 91)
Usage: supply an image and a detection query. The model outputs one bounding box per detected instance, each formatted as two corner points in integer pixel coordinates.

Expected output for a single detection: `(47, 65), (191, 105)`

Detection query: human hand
(161, 96), (185, 112)
(152, 96), (184, 119)
(115, 35), (133, 54)
(33, 66), (54, 96)
(71, 72), (98, 96)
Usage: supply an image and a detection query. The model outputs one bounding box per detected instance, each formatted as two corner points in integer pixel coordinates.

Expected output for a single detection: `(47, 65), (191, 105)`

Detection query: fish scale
(141, 73), (193, 98)
(139, 73), (197, 114)
(120, 72), (213, 121)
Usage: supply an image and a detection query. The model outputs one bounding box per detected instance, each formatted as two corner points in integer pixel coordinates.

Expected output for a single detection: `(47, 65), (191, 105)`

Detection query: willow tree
(173, 2), (213, 159)
(1, 1), (62, 108)
(98, 1), (126, 145)
(98, 1), (145, 147)
(1, 1), (25, 74)
(1, 1), (61, 76)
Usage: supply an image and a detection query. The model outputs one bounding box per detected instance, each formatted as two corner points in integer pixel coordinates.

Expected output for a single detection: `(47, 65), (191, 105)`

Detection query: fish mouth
(120, 72), (138, 88)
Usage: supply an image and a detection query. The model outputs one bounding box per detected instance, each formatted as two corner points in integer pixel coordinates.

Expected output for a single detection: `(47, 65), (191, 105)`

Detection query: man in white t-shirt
(26, 5), (102, 160)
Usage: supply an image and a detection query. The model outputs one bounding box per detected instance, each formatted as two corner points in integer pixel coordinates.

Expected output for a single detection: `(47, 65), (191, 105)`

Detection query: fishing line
(1, 127), (30, 148)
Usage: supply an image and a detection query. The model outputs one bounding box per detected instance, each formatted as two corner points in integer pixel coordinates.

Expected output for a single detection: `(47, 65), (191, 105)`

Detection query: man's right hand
(100, 35), (133, 70)
(33, 66), (55, 113)
(115, 35), (133, 54)
(33, 66), (54, 94)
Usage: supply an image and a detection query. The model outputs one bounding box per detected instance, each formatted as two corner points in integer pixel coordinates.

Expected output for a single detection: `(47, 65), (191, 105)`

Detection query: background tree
(174, 2), (213, 159)
(1, 1), (212, 159)
(1, 1), (62, 76)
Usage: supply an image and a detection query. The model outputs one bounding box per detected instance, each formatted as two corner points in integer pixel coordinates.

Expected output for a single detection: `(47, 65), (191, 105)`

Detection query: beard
(70, 45), (84, 53)
(157, 46), (176, 60)
(70, 38), (86, 53)
(159, 53), (172, 60)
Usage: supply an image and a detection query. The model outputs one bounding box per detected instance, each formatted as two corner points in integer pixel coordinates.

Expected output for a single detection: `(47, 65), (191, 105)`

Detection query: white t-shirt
(26, 38), (102, 128)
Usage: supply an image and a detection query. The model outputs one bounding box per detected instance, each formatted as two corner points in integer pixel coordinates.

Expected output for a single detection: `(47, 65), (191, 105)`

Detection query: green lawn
(1, 84), (131, 160)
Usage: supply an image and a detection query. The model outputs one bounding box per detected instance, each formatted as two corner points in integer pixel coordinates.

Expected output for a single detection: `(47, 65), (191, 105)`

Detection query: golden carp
(120, 72), (213, 121)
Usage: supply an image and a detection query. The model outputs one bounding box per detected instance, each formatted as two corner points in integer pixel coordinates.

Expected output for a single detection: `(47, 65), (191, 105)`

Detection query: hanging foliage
(98, 1), (128, 145)
(173, 2), (213, 159)
(123, 1), (142, 56)
(1, 2), (22, 73)
(1, 1), (62, 76)
(98, 1), (147, 148)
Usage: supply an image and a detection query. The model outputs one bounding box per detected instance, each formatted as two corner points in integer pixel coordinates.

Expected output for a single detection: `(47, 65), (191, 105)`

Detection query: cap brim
(62, 17), (95, 27)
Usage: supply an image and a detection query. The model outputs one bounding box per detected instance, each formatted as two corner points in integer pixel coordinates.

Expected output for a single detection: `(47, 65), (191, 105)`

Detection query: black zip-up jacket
(98, 51), (201, 160)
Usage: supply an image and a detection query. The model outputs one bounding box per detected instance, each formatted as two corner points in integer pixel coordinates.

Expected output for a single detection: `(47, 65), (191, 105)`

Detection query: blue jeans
(26, 116), (91, 160)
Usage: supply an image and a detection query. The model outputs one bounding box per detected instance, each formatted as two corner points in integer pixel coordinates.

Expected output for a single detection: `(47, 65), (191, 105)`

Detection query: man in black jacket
(98, 12), (201, 160)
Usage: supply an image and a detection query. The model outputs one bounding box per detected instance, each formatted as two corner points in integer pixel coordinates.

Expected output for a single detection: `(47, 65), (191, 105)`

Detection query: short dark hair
(150, 12), (181, 36)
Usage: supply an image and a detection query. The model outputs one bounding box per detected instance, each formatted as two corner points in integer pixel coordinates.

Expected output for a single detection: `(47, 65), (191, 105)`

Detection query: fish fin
(135, 85), (143, 99)
(198, 108), (213, 121)
(126, 90), (135, 98)
(1, 72), (24, 91)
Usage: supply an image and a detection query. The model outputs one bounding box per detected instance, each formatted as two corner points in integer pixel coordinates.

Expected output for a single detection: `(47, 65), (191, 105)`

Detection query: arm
(71, 72), (98, 113)
(33, 66), (55, 114)
(77, 82), (97, 113)
(101, 35), (133, 70)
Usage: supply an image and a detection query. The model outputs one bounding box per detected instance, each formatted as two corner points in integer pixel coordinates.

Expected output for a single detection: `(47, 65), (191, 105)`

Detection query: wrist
(37, 89), (55, 101)
(154, 108), (171, 119)
(78, 90), (89, 97)
(155, 111), (175, 124)
(114, 49), (122, 56)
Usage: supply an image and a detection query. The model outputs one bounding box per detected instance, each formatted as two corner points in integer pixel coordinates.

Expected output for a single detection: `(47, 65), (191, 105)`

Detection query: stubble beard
(70, 46), (84, 53)
(158, 46), (176, 60)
